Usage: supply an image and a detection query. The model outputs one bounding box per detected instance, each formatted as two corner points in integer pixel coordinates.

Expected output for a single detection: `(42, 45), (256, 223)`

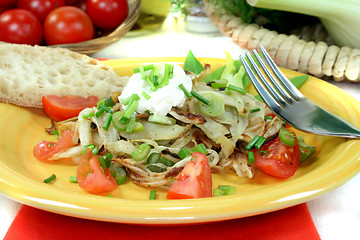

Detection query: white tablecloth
(1, 16), (360, 240)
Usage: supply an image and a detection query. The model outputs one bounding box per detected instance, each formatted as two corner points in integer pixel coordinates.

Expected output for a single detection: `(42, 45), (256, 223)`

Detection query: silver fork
(239, 46), (360, 139)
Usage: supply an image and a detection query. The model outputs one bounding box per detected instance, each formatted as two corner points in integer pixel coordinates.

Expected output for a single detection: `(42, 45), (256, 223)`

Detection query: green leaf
(289, 75), (309, 88)
(184, 50), (204, 74)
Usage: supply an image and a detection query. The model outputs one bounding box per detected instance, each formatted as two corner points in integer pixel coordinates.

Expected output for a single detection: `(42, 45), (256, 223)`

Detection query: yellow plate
(1, 57), (360, 224)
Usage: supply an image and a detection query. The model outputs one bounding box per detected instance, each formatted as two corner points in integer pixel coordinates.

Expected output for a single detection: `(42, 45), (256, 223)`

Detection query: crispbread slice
(0, 44), (128, 108)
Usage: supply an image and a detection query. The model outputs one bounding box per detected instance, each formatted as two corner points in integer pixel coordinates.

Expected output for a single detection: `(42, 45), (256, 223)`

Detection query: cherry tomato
(0, 0), (16, 8)
(86, 0), (128, 30)
(17, 0), (66, 23)
(43, 6), (94, 45)
(33, 130), (75, 161)
(167, 152), (212, 199)
(42, 95), (98, 121)
(0, 9), (43, 45)
(252, 136), (300, 178)
(77, 149), (118, 194)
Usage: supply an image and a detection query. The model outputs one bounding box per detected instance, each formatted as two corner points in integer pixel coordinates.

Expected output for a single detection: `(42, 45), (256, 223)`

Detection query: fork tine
(239, 54), (284, 110)
(259, 46), (304, 100)
(251, 49), (294, 104)
(243, 52), (287, 108)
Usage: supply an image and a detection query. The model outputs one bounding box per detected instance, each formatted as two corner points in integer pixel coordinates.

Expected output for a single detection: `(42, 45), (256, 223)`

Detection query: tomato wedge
(42, 95), (98, 121)
(76, 149), (117, 194)
(166, 152), (212, 199)
(252, 136), (300, 178)
(33, 130), (75, 161)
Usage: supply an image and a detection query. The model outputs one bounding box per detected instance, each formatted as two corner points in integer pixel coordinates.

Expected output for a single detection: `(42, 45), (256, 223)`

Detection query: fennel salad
(33, 51), (316, 199)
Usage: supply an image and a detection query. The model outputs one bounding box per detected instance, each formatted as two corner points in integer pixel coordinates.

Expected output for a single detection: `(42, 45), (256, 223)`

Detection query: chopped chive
(248, 151), (255, 164)
(69, 176), (78, 183)
(178, 83), (192, 98)
(227, 84), (247, 95)
(52, 130), (59, 135)
(104, 96), (115, 107)
(95, 108), (105, 117)
(82, 112), (95, 118)
(225, 87), (231, 95)
(133, 64), (154, 73)
(121, 94), (140, 106)
(245, 135), (260, 151)
(91, 146), (99, 155)
(142, 91), (151, 100)
(264, 115), (273, 121)
(43, 174), (56, 183)
(98, 156), (108, 169)
(254, 136), (266, 150)
(210, 79), (228, 89)
(102, 113), (113, 131)
(250, 108), (261, 113)
(191, 143), (208, 155)
(149, 190), (157, 200)
(81, 144), (99, 155)
(191, 90), (210, 105)
(119, 116), (129, 125)
(98, 103), (112, 114)
(126, 115), (136, 133)
(123, 101), (139, 119)
(178, 147), (191, 159)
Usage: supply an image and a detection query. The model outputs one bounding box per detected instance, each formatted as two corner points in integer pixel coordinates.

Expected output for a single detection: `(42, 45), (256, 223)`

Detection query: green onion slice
(131, 143), (151, 161)
(213, 185), (236, 196)
(196, 91), (225, 117)
(279, 128), (296, 147)
(297, 136), (316, 161)
(191, 143), (208, 155)
(148, 115), (176, 125)
(178, 147), (191, 159)
(146, 152), (161, 164)
(109, 166), (127, 185)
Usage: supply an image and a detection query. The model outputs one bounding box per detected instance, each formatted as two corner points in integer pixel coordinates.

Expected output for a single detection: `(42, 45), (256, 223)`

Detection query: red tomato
(86, 0), (128, 30)
(0, 9), (43, 45)
(43, 6), (94, 45)
(167, 152), (212, 199)
(0, 0), (16, 8)
(252, 137), (300, 178)
(33, 130), (75, 161)
(76, 149), (117, 194)
(42, 95), (98, 121)
(17, 0), (66, 23)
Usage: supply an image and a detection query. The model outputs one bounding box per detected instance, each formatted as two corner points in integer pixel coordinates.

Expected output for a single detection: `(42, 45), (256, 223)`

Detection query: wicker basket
(204, 1), (360, 82)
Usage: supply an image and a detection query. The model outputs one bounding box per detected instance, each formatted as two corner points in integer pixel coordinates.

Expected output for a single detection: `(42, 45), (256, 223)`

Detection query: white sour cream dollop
(119, 63), (192, 116)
